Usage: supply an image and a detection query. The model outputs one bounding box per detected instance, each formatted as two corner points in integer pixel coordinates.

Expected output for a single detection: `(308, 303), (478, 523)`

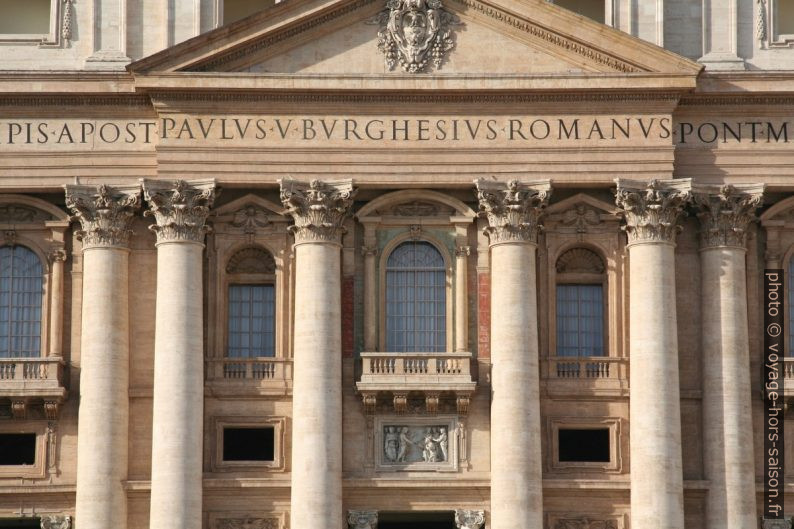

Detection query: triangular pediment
(129, 0), (701, 79)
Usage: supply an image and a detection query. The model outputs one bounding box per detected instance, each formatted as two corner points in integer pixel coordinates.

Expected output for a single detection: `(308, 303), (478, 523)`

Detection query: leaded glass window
(556, 284), (604, 357)
(385, 241), (446, 352)
(227, 284), (276, 358)
(0, 246), (43, 358)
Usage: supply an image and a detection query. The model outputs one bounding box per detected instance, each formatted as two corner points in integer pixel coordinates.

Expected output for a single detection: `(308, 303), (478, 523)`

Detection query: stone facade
(0, 0), (792, 528)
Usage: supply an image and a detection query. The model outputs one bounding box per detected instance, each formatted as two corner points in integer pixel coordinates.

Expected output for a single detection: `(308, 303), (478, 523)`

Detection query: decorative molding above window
(226, 247), (276, 275)
(758, 0), (794, 47)
(555, 248), (605, 274)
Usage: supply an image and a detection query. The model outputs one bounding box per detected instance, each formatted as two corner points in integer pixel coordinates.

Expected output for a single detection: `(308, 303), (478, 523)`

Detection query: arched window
(555, 248), (606, 357)
(0, 246), (43, 358)
(226, 247), (276, 359)
(385, 241), (446, 352)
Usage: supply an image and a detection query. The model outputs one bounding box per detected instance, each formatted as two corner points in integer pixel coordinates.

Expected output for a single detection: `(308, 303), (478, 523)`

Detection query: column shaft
(489, 242), (542, 528)
(455, 247), (469, 352)
(628, 242), (685, 529)
(363, 243), (377, 351)
(291, 242), (343, 528)
(149, 242), (205, 529)
(66, 184), (140, 529)
(48, 253), (65, 357)
(75, 247), (130, 529)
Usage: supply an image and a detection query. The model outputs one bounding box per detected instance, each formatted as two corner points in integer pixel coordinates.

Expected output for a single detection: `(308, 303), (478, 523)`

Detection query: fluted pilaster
(143, 179), (215, 529)
(615, 178), (691, 529)
(282, 179), (355, 529)
(694, 183), (764, 529)
(65, 184), (140, 529)
(476, 179), (550, 529)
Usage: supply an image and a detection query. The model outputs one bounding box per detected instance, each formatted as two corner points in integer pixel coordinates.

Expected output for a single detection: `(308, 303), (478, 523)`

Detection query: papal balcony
(356, 352), (477, 415)
(541, 356), (629, 397)
(0, 356), (67, 419)
(206, 357), (293, 396)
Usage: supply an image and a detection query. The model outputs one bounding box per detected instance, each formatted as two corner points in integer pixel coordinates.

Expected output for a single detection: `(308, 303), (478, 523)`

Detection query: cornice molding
(475, 178), (552, 246)
(64, 184), (142, 250)
(280, 178), (356, 244)
(0, 95), (151, 107)
(142, 179), (217, 244)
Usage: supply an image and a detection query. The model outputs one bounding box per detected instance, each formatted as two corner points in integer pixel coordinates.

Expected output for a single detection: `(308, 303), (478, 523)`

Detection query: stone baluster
(143, 179), (216, 529)
(65, 184), (141, 529)
(281, 179), (356, 529)
(615, 178), (691, 529)
(693, 184), (764, 529)
(475, 178), (551, 529)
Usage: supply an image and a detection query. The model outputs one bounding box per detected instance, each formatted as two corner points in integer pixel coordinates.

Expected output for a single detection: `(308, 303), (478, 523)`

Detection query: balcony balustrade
(206, 357), (293, 396)
(0, 356), (67, 418)
(541, 356), (629, 397)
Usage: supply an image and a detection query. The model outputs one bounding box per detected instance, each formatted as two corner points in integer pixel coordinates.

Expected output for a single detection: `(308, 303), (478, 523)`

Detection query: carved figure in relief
(384, 426), (400, 462)
(398, 427), (412, 462)
(421, 429), (440, 462)
(433, 427), (448, 462)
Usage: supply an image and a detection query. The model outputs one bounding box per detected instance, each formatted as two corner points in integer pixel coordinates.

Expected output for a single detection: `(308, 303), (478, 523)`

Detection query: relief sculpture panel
(375, 417), (459, 471)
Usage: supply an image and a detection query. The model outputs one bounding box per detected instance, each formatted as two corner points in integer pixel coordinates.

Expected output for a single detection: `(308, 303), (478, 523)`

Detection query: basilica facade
(0, 0), (793, 528)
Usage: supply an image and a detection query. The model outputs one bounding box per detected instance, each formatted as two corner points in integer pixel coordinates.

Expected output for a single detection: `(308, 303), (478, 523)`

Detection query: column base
(698, 52), (746, 71)
(84, 50), (131, 70)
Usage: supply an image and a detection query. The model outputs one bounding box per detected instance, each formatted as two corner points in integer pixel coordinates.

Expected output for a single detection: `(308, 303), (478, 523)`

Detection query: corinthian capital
(142, 179), (216, 244)
(475, 179), (552, 245)
(693, 184), (764, 249)
(280, 179), (356, 244)
(615, 178), (692, 245)
(65, 184), (141, 249)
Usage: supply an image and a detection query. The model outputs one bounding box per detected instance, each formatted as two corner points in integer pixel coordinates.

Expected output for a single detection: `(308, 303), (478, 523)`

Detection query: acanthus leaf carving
(142, 180), (216, 244)
(370, 0), (461, 73)
(614, 179), (691, 245)
(347, 510), (378, 529)
(475, 179), (552, 245)
(215, 517), (279, 529)
(454, 509), (485, 529)
(280, 179), (356, 244)
(65, 184), (141, 249)
(693, 184), (764, 249)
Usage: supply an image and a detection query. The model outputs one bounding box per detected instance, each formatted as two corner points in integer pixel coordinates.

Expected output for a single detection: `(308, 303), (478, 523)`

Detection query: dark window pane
(222, 427), (274, 461)
(558, 428), (610, 462)
(0, 434), (36, 465)
(0, 246), (43, 358)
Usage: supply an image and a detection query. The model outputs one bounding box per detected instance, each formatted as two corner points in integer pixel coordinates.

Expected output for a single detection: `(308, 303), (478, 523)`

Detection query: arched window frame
(552, 245), (608, 357)
(0, 244), (47, 358)
(205, 194), (292, 386)
(378, 234), (454, 353)
(0, 195), (69, 363)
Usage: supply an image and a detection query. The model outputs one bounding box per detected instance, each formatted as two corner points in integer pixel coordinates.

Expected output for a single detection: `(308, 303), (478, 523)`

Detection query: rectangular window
(556, 284), (604, 357)
(222, 427), (275, 462)
(227, 284), (275, 358)
(558, 428), (610, 462)
(552, 0), (606, 24)
(222, 0), (276, 25)
(778, 0), (794, 35)
(0, 0), (52, 34)
(0, 433), (36, 465)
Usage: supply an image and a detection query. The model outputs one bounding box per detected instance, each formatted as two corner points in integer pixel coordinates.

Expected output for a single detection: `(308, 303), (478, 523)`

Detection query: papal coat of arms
(370, 0), (460, 73)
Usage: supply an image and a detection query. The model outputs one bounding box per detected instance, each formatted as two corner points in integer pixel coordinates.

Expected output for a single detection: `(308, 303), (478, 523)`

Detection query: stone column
(281, 179), (356, 529)
(693, 184), (764, 529)
(48, 249), (67, 358)
(455, 245), (470, 352)
(615, 178), (691, 529)
(475, 179), (551, 529)
(65, 184), (141, 529)
(143, 179), (215, 529)
(362, 225), (378, 351)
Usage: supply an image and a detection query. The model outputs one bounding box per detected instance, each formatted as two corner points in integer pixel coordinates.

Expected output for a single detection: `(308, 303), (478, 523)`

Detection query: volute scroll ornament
(692, 183), (764, 249)
(64, 184), (142, 249)
(279, 179), (356, 244)
(475, 179), (552, 245)
(370, 0), (461, 73)
(614, 178), (692, 245)
(142, 179), (216, 244)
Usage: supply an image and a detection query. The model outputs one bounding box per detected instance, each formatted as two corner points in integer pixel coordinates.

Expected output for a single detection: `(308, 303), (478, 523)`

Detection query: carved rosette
(142, 180), (216, 244)
(279, 179), (356, 245)
(475, 179), (552, 245)
(65, 184), (141, 249)
(614, 179), (692, 245)
(693, 184), (764, 249)
(454, 509), (485, 529)
(347, 510), (378, 529)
